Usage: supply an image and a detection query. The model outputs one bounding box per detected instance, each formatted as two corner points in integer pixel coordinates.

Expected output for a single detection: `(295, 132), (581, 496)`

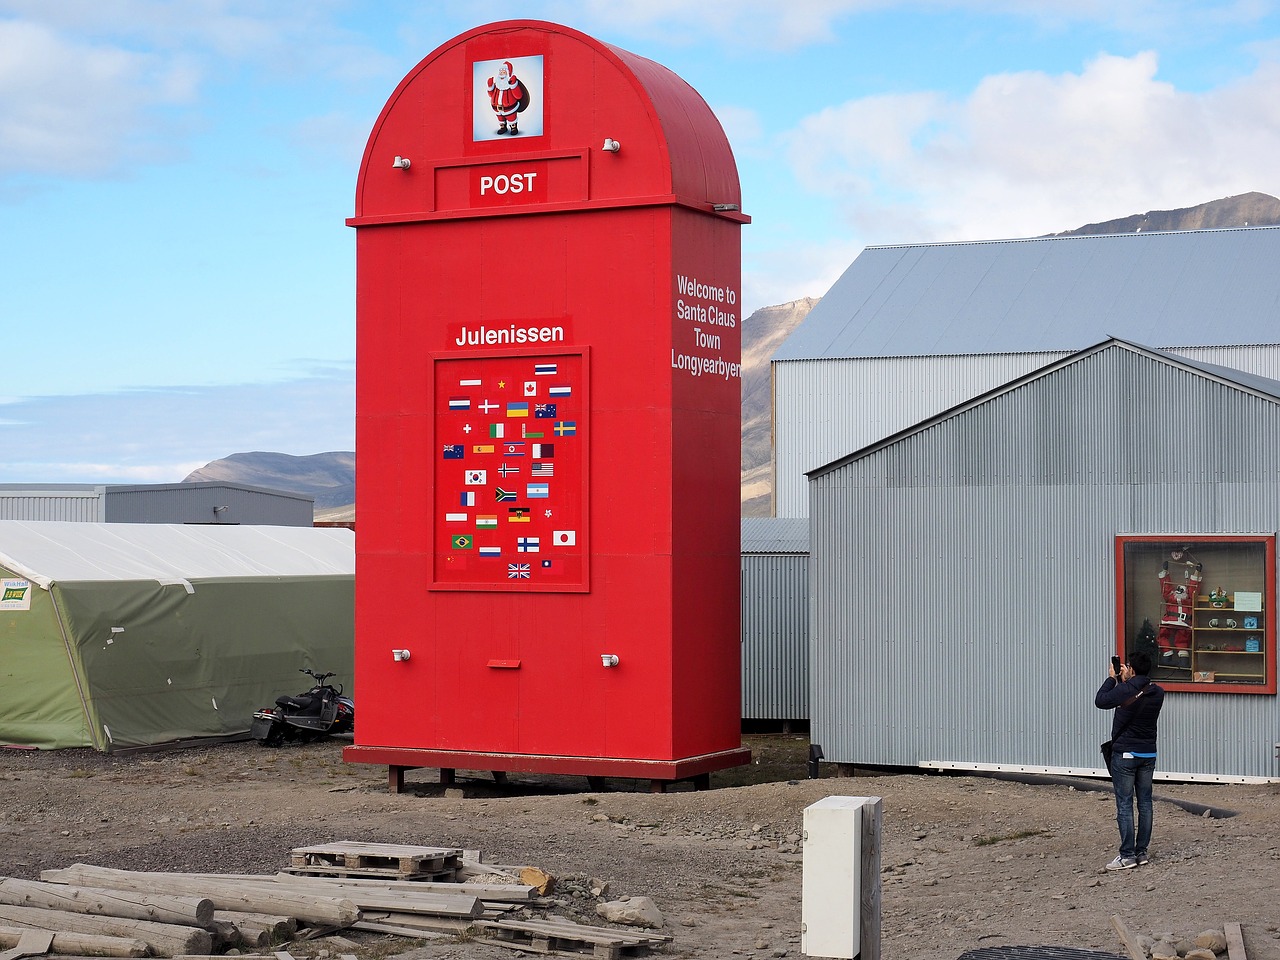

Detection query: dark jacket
(1095, 675), (1164, 754)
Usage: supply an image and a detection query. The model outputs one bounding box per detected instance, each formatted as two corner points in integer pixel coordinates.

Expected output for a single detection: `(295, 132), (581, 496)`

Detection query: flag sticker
(508, 562), (531, 579)
(495, 487), (517, 502)
(460, 378), (482, 387)
(534, 403), (557, 418)
(476, 515), (498, 529)
(553, 421), (577, 436)
(517, 537), (541, 553)
(507, 402), (529, 417)
(549, 385), (571, 397)
(480, 546), (501, 557)
(508, 506), (531, 522)
(489, 423), (504, 439)
(522, 423), (544, 438)
(531, 461), (553, 477)
(465, 470), (487, 485)
(504, 442), (526, 457)
(451, 535), (473, 549)
(497, 462), (520, 478)
(472, 444), (494, 454)
(527, 482), (550, 499)
(534, 362), (557, 376)
(448, 396), (470, 411)
(532, 444), (554, 458)
(524, 381), (537, 396)
(479, 398), (499, 414)
(460, 491), (476, 507)
(553, 530), (576, 546)
(443, 444), (465, 459)
(445, 512), (468, 522)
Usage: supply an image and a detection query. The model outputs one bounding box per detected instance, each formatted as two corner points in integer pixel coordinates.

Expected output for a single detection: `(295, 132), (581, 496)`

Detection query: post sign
(345, 20), (750, 786)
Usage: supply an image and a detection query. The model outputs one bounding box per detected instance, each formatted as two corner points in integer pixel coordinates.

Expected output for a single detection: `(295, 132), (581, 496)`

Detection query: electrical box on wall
(343, 20), (751, 787)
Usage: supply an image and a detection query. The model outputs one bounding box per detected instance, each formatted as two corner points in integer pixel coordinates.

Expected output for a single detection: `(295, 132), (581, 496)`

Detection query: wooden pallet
(284, 842), (463, 880)
(474, 918), (673, 958)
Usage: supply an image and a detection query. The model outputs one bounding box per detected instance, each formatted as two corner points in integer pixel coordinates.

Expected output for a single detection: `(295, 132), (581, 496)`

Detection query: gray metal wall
(104, 483), (314, 525)
(808, 344), (1280, 782)
(774, 344), (1280, 518)
(0, 489), (105, 522)
(741, 551), (809, 720)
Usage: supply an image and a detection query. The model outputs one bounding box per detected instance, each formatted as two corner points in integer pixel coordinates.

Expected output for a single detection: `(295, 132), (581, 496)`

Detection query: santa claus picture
(473, 55), (544, 141)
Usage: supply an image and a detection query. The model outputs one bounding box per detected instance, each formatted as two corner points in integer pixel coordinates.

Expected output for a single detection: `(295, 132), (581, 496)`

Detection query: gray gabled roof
(774, 226), (1280, 361)
(806, 337), (1280, 478)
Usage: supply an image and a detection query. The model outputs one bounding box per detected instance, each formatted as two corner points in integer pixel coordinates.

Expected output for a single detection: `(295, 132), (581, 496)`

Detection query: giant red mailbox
(344, 20), (750, 789)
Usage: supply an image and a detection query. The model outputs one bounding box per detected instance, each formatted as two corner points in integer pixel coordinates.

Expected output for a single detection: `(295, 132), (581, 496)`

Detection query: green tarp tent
(0, 520), (354, 751)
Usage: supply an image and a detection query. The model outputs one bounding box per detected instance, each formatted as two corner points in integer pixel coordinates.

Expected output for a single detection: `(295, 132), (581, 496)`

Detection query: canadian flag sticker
(552, 530), (576, 547)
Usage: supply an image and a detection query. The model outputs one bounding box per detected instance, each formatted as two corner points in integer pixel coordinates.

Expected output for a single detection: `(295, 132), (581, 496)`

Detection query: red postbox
(343, 20), (750, 790)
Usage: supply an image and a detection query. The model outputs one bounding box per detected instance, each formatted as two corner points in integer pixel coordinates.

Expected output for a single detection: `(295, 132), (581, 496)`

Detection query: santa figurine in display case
(1156, 545), (1202, 670)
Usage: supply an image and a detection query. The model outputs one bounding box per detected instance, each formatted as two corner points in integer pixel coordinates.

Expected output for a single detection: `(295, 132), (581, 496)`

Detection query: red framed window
(1114, 535), (1275, 695)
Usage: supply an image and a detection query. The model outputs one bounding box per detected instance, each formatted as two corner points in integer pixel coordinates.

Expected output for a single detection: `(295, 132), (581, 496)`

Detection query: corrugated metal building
(0, 482), (314, 526)
(808, 340), (1280, 782)
(772, 227), (1280, 517)
(741, 517), (809, 724)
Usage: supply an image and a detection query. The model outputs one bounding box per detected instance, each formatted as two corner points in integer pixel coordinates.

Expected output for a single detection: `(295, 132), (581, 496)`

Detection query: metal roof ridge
(862, 223), (1280, 251)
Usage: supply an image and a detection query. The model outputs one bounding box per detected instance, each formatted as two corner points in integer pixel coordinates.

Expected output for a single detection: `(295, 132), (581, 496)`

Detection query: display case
(1115, 535), (1275, 695)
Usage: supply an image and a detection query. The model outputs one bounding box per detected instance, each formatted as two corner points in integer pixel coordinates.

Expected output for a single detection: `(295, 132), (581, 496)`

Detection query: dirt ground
(3, 734), (1280, 960)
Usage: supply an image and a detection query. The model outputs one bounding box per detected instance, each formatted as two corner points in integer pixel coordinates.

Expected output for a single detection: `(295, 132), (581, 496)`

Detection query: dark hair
(1129, 650), (1152, 676)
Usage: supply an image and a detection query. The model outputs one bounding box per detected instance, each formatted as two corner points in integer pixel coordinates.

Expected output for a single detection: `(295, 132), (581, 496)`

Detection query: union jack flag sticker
(507, 562), (531, 579)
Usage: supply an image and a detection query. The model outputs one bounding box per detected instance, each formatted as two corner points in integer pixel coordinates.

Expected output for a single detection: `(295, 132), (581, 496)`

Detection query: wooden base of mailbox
(343, 744), (752, 794)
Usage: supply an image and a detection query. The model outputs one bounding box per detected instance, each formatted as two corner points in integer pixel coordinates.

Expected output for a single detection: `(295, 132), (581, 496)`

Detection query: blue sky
(3, 1), (1280, 483)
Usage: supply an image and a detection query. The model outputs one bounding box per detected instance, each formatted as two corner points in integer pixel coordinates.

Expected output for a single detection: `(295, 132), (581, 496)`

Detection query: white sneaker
(1105, 856), (1137, 871)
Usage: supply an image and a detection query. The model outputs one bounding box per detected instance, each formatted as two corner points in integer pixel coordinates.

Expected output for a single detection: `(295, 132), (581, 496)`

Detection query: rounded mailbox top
(351, 20), (744, 223)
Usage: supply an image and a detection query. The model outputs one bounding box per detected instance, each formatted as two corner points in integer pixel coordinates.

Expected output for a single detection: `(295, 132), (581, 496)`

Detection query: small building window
(1115, 535), (1275, 694)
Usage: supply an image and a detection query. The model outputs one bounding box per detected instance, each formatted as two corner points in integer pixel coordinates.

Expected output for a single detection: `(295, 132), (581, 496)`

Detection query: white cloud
(784, 51), (1280, 243)
(0, 19), (198, 176)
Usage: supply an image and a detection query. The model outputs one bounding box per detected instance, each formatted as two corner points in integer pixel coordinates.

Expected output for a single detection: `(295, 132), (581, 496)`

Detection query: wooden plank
(860, 797), (883, 960)
(1224, 922), (1248, 960)
(349, 921), (449, 940)
(0, 930), (53, 960)
(1111, 915), (1147, 960)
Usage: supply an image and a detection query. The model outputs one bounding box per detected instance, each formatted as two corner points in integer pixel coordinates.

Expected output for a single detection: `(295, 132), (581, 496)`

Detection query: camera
(1111, 655), (1123, 677)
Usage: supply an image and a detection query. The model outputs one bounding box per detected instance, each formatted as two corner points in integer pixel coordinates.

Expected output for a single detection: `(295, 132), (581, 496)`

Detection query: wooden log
(0, 925), (149, 958)
(141, 874), (490, 916)
(0, 878), (214, 927)
(41, 867), (358, 929)
(268, 873), (537, 902)
(1110, 915), (1147, 960)
(211, 911), (296, 943)
(0, 904), (211, 957)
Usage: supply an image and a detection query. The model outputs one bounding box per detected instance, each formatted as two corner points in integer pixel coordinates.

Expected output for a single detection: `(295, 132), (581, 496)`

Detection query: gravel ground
(3, 735), (1280, 960)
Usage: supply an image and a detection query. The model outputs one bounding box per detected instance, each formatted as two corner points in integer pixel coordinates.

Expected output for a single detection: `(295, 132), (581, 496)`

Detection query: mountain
(183, 451), (354, 514)
(1052, 191), (1280, 236)
(740, 297), (819, 517)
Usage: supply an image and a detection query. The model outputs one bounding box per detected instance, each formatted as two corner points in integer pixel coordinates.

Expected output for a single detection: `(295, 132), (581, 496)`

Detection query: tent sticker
(1, 579), (31, 611)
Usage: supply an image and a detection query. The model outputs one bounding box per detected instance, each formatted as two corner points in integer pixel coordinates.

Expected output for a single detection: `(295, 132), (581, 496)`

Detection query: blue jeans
(1112, 754), (1156, 859)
